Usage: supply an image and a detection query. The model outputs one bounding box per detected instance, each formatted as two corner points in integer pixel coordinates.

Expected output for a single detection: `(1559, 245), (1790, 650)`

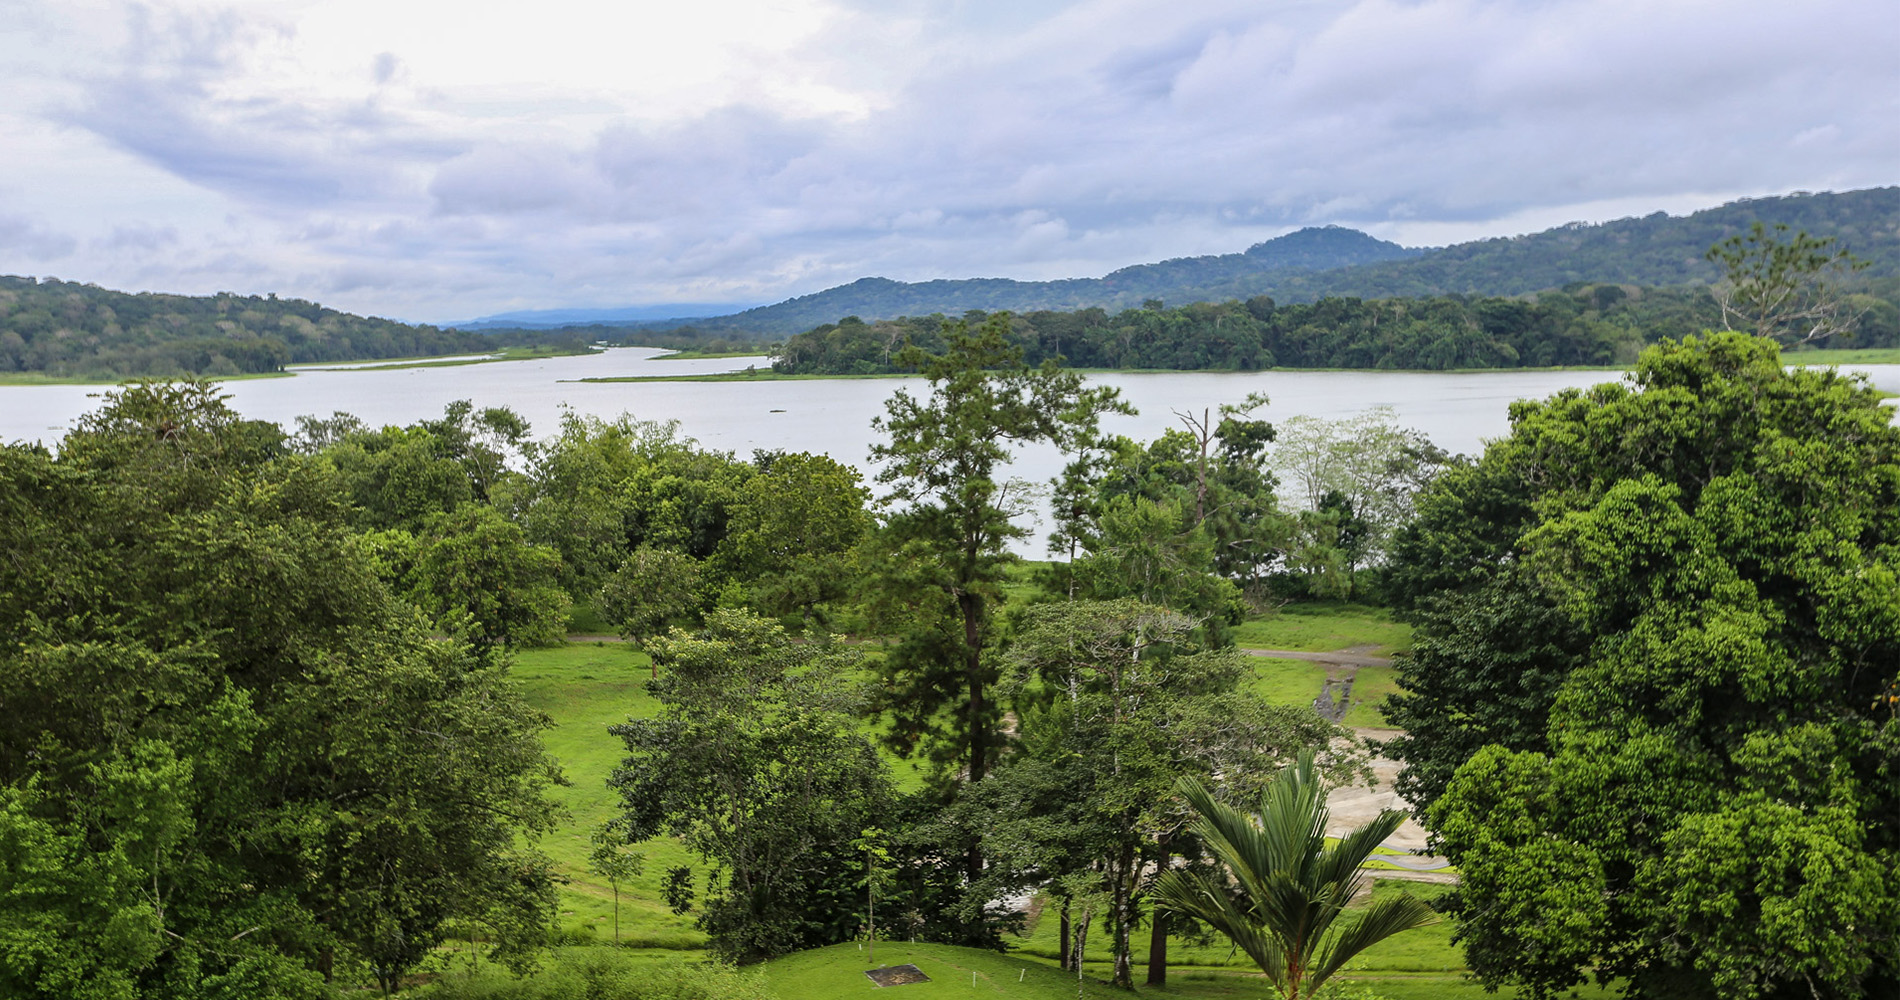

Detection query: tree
(610, 610), (893, 963)
(1272, 407), (1444, 594)
(852, 826), (895, 968)
(713, 450), (873, 625)
(1706, 221), (1868, 345)
(868, 314), (1128, 786)
(0, 383), (562, 995)
(1070, 396), (1287, 590)
(1391, 334), (1900, 998)
(988, 600), (1360, 988)
(587, 824), (645, 945)
(597, 546), (704, 653)
(1151, 751), (1435, 1000)
(407, 502), (572, 649)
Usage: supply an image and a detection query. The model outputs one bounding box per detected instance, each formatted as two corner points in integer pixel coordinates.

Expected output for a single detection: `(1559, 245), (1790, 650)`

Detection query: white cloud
(0, 0), (1895, 320)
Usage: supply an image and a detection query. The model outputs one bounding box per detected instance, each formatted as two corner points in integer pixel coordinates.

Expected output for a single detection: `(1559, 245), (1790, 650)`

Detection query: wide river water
(7, 348), (1898, 546)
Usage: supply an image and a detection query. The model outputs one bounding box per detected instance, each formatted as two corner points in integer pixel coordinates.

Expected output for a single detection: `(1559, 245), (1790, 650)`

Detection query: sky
(1, 0), (1895, 324)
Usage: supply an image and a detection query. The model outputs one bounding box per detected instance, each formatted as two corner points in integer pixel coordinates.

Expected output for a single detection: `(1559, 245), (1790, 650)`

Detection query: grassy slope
(1233, 604), (1411, 727)
(511, 643), (706, 948)
(767, 885), (1617, 999)
(1230, 603), (1412, 655)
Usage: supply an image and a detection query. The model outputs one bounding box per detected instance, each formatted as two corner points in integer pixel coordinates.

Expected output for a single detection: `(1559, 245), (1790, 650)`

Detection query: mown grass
(326, 344), (601, 372)
(1343, 664), (1402, 729)
(1231, 603), (1411, 655)
(511, 643), (707, 948)
(1781, 346), (1900, 366)
(0, 369), (296, 386)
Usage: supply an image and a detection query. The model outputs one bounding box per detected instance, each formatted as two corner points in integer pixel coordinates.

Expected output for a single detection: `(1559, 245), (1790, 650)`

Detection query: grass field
(1781, 346), (1900, 365)
(1230, 603), (1411, 655)
(492, 598), (1473, 997)
(511, 642), (707, 948)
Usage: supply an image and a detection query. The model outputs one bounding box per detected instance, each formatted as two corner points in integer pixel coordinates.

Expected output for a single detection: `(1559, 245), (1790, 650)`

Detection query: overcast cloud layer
(1, 0), (1895, 322)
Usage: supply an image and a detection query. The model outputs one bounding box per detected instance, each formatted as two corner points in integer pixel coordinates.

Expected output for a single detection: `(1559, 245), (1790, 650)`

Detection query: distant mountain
(661, 187), (1900, 338)
(681, 227), (1419, 336)
(449, 302), (765, 330)
(1259, 186), (1900, 303)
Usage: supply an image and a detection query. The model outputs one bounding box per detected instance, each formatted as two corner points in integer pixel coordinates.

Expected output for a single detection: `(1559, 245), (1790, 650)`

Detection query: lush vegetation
(10, 219), (1900, 998)
(770, 280), (1900, 376)
(1384, 333), (1900, 997)
(0, 277), (498, 378)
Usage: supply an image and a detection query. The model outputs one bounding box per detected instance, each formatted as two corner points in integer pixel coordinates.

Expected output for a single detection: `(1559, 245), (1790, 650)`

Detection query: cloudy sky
(1, 0), (1895, 323)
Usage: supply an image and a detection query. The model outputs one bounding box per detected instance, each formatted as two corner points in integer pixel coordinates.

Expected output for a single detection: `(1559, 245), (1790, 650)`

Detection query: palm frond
(1308, 890), (1439, 989)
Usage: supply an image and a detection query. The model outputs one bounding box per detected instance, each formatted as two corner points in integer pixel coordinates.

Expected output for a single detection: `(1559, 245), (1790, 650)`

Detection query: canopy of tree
(0, 384), (563, 997)
(1384, 333), (1900, 998)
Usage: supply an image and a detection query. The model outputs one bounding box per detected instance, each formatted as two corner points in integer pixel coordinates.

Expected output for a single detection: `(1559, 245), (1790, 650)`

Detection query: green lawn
(1342, 664), (1402, 729)
(1781, 346), (1900, 365)
(511, 643), (707, 948)
(1230, 604), (1411, 655)
(489, 641), (1612, 1000)
(1247, 657), (1330, 709)
(765, 941), (1130, 999)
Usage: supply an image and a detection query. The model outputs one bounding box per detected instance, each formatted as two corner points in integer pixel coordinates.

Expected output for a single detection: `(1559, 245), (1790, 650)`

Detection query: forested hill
(670, 186), (1900, 336)
(686, 226), (1419, 335)
(1267, 186), (1900, 302)
(0, 276), (489, 378)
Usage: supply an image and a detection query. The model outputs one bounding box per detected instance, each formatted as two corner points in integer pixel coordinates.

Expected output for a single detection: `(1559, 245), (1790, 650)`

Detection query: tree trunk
(1059, 898), (1072, 971)
(1111, 843), (1135, 989)
(1147, 833), (1171, 986)
(961, 591), (986, 783)
(1146, 910), (1169, 986)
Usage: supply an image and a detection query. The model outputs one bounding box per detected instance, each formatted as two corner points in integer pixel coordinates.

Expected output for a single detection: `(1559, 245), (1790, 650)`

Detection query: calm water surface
(7, 348), (1896, 543)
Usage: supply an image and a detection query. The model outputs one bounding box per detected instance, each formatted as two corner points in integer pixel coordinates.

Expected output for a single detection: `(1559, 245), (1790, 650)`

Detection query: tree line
(771, 281), (1900, 376)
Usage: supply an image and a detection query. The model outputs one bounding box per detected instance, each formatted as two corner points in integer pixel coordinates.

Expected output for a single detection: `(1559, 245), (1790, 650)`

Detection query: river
(6, 348), (1897, 543)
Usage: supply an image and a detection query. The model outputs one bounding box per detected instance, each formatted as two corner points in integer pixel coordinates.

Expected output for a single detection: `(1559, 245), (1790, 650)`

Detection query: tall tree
(610, 610), (893, 963)
(1706, 221), (1868, 344)
(1393, 334), (1900, 998)
(868, 315), (1128, 785)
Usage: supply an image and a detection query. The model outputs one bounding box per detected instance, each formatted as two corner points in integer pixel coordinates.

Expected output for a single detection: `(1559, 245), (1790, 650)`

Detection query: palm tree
(1151, 750), (1435, 999)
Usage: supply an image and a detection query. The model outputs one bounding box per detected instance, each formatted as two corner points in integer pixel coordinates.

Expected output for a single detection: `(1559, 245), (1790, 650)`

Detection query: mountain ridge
(634, 187), (1900, 337)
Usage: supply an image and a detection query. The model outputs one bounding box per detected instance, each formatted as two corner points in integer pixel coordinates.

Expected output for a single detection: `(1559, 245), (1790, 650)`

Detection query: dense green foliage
(0, 384), (562, 996)
(866, 316), (1128, 786)
(773, 284), (1750, 374)
(610, 612), (893, 963)
(1384, 334), (1900, 998)
(0, 277), (495, 377)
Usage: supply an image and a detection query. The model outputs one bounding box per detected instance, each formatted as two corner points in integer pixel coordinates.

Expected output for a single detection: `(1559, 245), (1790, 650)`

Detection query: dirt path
(1238, 645), (1393, 667)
